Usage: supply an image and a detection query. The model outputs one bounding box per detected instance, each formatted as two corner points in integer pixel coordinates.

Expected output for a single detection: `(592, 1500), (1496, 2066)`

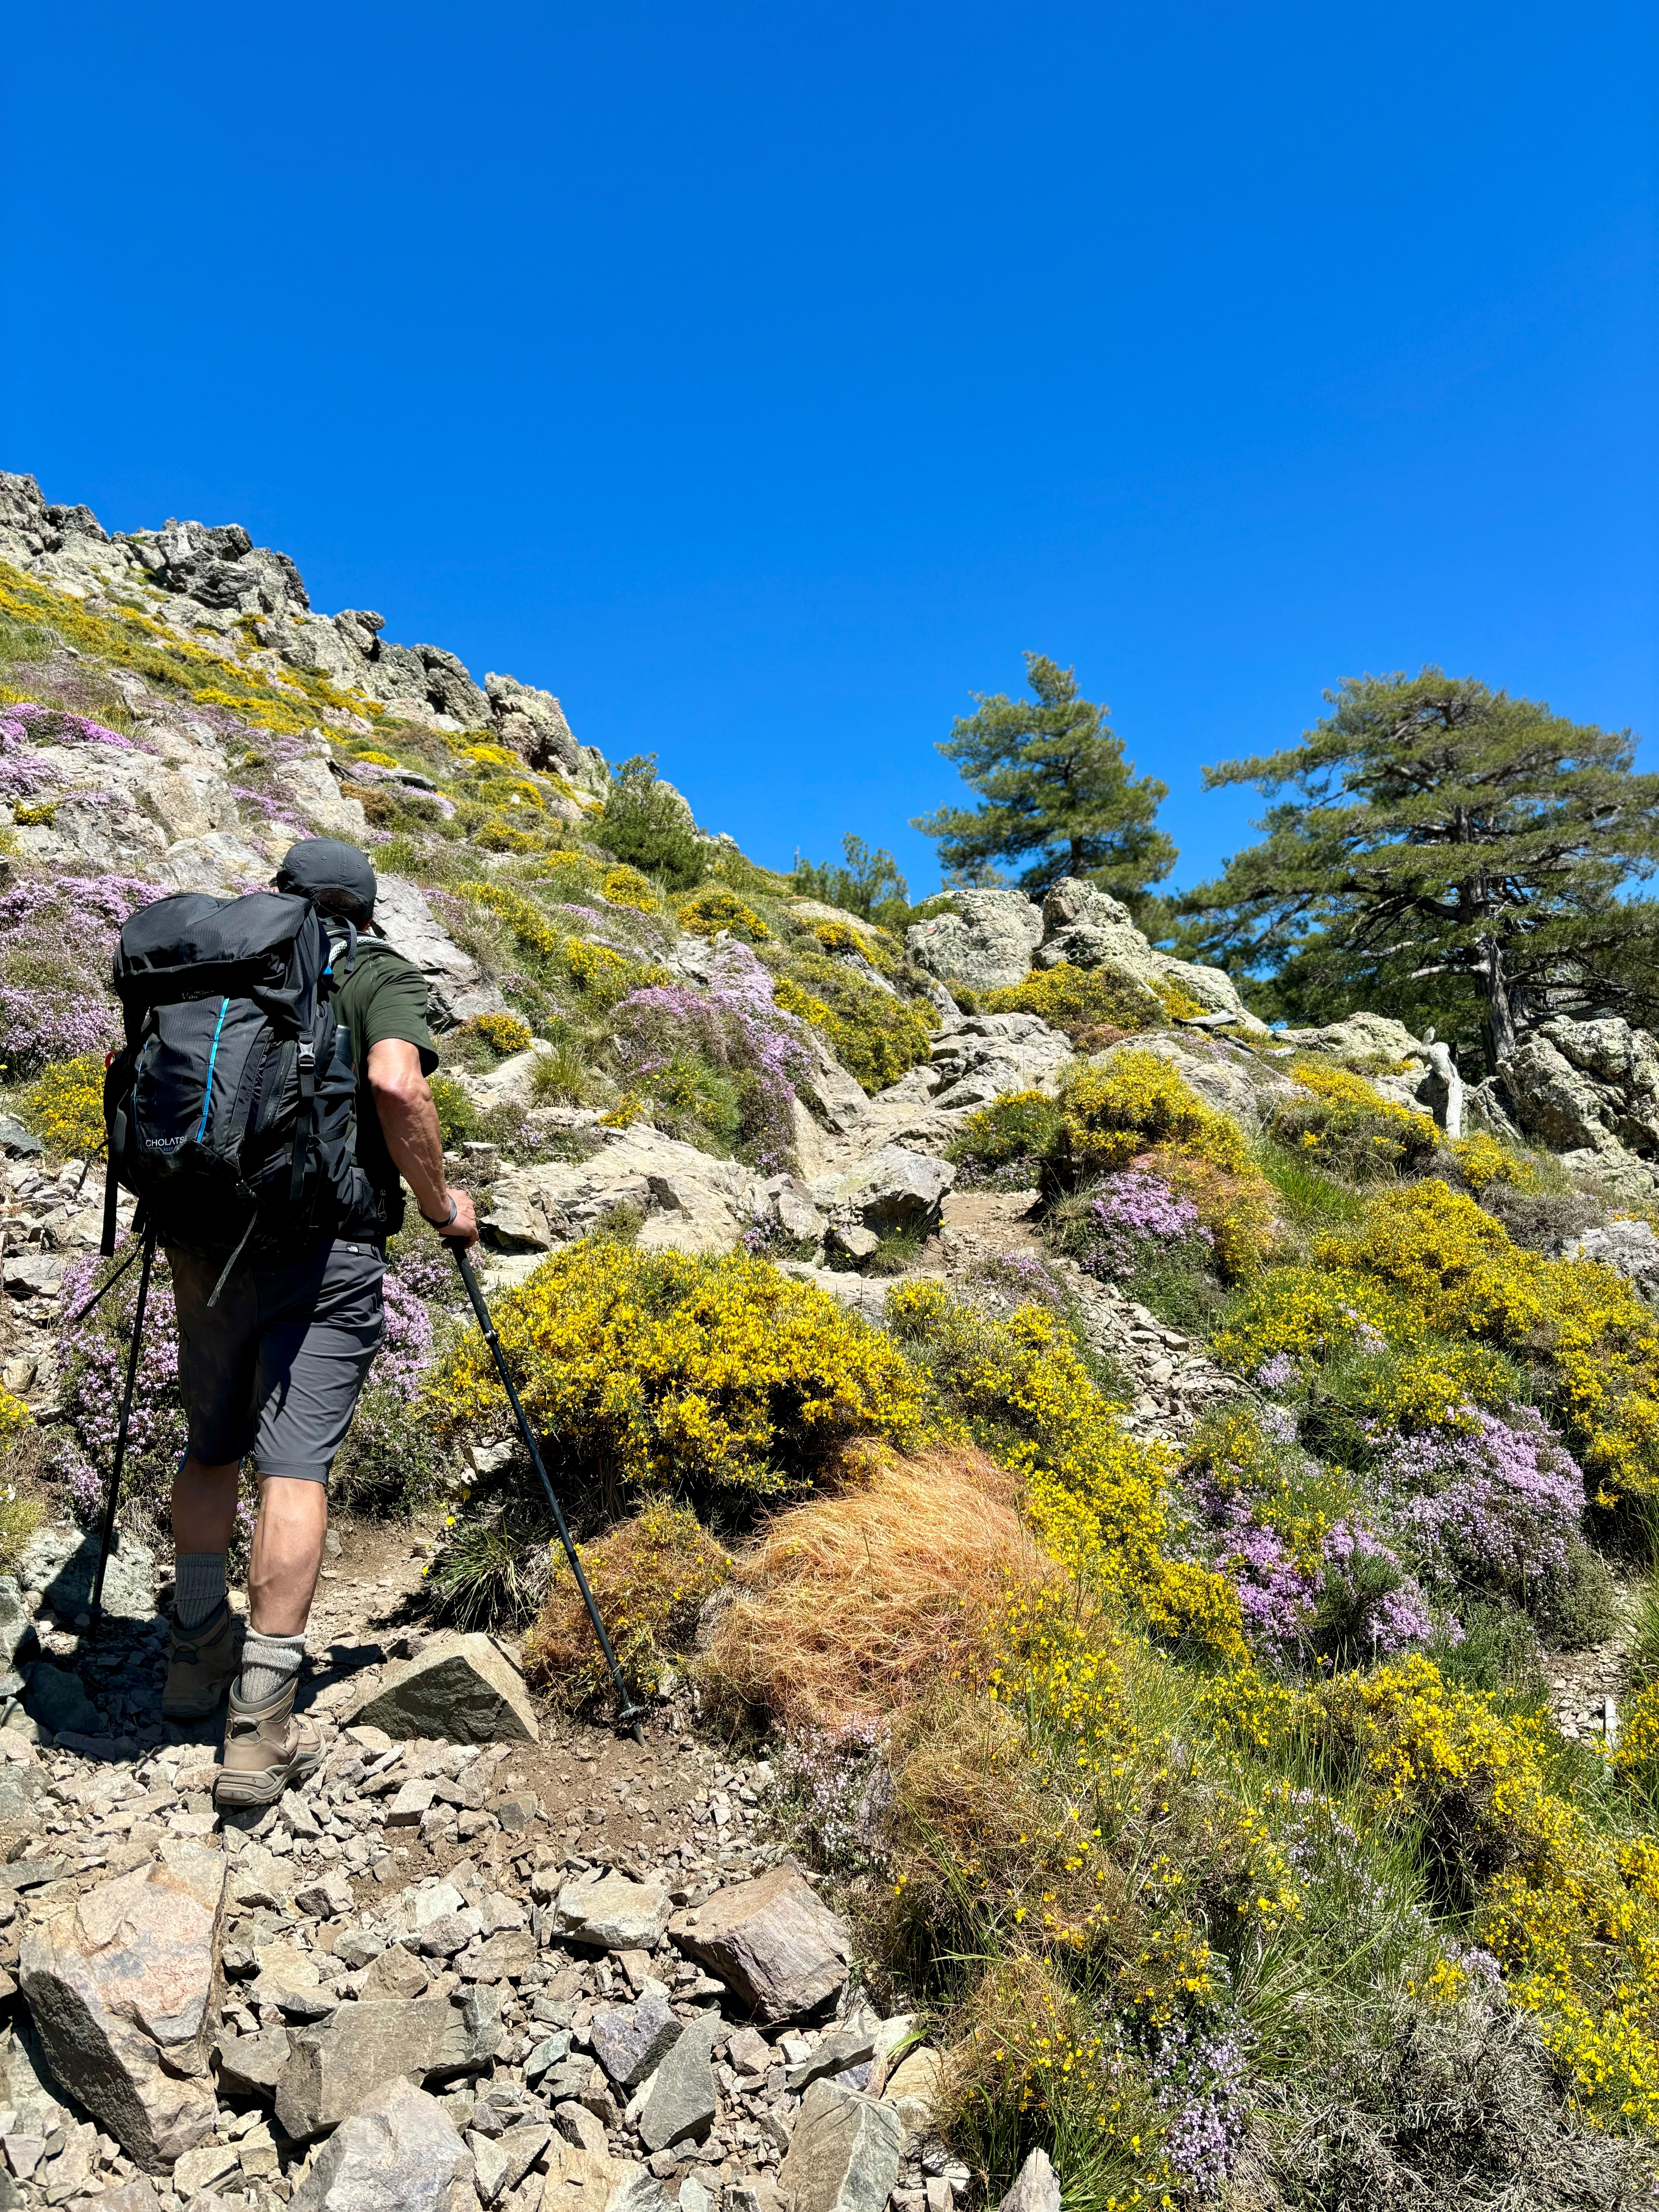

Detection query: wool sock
(237, 1630), (306, 1707)
(174, 1552), (227, 1634)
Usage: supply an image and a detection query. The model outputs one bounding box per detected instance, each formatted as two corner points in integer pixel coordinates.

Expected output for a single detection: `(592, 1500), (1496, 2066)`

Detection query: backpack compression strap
(288, 1040), (318, 1207)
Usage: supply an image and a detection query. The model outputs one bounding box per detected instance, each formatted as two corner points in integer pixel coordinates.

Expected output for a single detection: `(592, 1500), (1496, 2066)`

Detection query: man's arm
(366, 1039), (478, 1247)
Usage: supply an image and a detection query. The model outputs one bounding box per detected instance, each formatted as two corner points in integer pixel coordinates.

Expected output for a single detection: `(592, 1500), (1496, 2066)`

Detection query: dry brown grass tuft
(525, 1497), (730, 1711)
(704, 1444), (1057, 1734)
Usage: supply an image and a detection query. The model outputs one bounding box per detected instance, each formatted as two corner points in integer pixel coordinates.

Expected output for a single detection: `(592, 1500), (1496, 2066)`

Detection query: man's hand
(434, 1188), (479, 1249)
(367, 1039), (479, 1247)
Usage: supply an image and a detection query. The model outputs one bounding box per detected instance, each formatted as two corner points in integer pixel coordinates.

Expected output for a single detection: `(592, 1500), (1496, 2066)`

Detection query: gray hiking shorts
(167, 1238), (385, 1485)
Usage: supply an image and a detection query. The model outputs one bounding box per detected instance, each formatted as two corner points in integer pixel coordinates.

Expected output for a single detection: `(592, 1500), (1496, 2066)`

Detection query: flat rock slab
(20, 1526), (156, 1625)
(22, 1662), (98, 1738)
(881, 2046), (945, 2136)
(19, 1838), (227, 2171)
(276, 1997), (453, 2141)
(638, 2014), (722, 2153)
(555, 1872), (673, 1951)
(591, 1994), (681, 2088)
(213, 2025), (291, 2100)
(778, 2078), (903, 2212)
(287, 2076), (474, 2212)
(347, 1632), (538, 1744)
(669, 1866), (850, 2023)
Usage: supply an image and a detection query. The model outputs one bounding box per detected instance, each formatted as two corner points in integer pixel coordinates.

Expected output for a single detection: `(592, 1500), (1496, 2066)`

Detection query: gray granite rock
(668, 1866), (850, 2022)
(555, 1872), (673, 1951)
(591, 1994), (682, 2088)
(347, 1631), (539, 1744)
(637, 2013), (721, 2154)
(777, 2078), (903, 2212)
(20, 1525), (156, 1625)
(275, 1997), (453, 2140)
(286, 2076), (475, 2212)
(999, 2145), (1061, 2212)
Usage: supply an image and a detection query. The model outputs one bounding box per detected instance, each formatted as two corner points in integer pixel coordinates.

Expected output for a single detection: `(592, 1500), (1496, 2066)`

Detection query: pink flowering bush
(1382, 1405), (1585, 1604)
(0, 872), (158, 1072)
(614, 975), (814, 1170)
(1079, 1169), (1215, 1283)
(55, 1245), (187, 1530)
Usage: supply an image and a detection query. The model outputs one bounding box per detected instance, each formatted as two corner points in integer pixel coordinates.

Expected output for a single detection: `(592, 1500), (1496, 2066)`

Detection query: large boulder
(778, 2078), (903, 2212)
(906, 891), (1044, 991)
(1564, 1219), (1659, 1303)
(20, 1840), (228, 2171)
(287, 2077), (474, 2212)
(807, 1146), (955, 1239)
(668, 1867), (850, 2022)
(481, 1125), (765, 1259)
(20, 1524), (155, 1623)
(373, 876), (507, 1027)
(1035, 879), (1266, 1030)
(924, 1012), (1073, 1109)
(485, 674), (580, 776)
(1503, 1018), (1659, 1161)
(346, 1632), (539, 1745)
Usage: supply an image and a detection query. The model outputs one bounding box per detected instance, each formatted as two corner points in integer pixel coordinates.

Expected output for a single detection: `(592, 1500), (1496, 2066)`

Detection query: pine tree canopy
(912, 653), (1176, 907)
(1178, 668), (1659, 1069)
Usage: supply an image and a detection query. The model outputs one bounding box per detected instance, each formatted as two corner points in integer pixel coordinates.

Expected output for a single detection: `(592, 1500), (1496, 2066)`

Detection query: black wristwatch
(422, 1195), (459, 1230)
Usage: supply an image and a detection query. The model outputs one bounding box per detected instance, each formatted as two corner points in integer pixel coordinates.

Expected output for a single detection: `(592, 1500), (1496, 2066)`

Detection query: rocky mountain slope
(7, 474), (1659, 2211)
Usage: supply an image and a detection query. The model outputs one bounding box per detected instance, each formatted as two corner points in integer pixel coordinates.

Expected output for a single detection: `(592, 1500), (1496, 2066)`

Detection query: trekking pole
(446, 1239), (647, 1739)
(69, 1233), (145, 1326)
(90, 1228), (156, 1632)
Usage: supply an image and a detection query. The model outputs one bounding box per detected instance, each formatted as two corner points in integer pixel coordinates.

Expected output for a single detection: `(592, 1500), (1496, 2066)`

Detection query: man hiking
(158, 838), (477, 1808)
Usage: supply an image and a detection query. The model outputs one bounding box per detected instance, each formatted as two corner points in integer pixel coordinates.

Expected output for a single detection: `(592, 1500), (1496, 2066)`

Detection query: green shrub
(1266, 1061), (1441, 1181)
(771, 949), (934, 1093)
(429, 1073), (478, 1148)
(948, 1090), (1065, 1185)
(591, 755), (709, 890)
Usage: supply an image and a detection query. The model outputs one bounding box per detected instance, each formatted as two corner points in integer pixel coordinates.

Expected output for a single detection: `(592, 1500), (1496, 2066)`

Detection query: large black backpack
(102, 890), (390, 1293)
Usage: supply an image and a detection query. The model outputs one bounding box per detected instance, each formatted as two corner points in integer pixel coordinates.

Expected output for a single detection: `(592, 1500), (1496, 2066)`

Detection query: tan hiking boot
(215, 1674), (322, 1809)
(163, 1601), (242, 1721)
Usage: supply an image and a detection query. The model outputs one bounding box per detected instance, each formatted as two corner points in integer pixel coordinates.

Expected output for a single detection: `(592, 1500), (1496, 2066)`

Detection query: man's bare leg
(246, 1477), (328, 1637)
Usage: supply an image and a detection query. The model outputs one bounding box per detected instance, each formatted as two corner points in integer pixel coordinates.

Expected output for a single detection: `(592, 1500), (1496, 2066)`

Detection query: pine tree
(912, 653), (1175, 907)
(1180, 668), (1659, 1069)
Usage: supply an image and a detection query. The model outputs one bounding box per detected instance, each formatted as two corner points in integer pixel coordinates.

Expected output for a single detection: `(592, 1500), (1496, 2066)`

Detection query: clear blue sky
(7, 2), (1654, 898)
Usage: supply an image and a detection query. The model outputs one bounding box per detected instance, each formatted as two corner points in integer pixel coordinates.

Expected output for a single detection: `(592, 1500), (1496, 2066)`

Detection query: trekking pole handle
(444, 1238), (647, 1733)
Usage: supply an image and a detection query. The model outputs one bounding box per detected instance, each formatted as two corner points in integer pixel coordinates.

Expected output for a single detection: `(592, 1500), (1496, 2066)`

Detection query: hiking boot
(215, 1675), (322, 1809)
(163, 1600), (242, 1721)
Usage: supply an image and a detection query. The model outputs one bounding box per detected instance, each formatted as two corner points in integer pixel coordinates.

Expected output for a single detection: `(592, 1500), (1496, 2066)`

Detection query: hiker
(155, 839), (477, 1807)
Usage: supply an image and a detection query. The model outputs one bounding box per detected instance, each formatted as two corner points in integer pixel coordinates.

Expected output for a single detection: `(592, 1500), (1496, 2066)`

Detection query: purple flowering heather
(1322, 1518), (1437, 1655)
(1218, 1509), (1320, 1654)
(55, 1249), (188, 1513)
(1147, 2021), (1247, 2203)
(1254, 1351), (1296, 1391)
(2, 701), (155, 755)
(1080, 1169), (1213, 1283)
(615, 975), (814, 1172)
(1384, 1405), (1584, 1597)
(0, 871), (159, 1071)
(373, 1268), (436, 1400)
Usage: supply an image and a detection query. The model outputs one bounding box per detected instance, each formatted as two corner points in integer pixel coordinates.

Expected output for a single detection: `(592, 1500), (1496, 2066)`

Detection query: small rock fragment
(668, 1865), (850, 2021)
(1000, 2146), (1062, 2212)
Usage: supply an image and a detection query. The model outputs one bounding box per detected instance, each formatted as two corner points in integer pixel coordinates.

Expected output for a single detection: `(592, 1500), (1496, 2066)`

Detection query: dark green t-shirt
(327, 933), (439, 1208)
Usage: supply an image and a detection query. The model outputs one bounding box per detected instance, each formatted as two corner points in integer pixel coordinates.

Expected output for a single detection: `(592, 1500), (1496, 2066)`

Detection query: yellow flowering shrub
(771, 958), (935, 1093)
(0, 1389), (30, 1452)
(428, 1240), (930, 1501)
(1615, 1682), (1659, 1793)
(454, 879), (562, 960)
(887, 1281), (1245, 1660)
(601, 865), (658, 912)
(564, 938), (670, 1008)
(460, 742), (520, 769)
(679, 887), (770, 942)
(1449, 1133), (1543, 1192)
(24, 1054), (107, 1158)
(1266, 1060), (1440, 1180)
(1053, 1051), (1253, 1181)
(467, 1012), (534, 1057)
(524, 1498), (730, 1710)
(981, 961), (1163, 1041)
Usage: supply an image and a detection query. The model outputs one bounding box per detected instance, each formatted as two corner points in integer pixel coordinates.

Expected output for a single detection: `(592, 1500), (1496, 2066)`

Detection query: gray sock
(174, 1553), (227, 1633)
(237, 1631), (305, 1707)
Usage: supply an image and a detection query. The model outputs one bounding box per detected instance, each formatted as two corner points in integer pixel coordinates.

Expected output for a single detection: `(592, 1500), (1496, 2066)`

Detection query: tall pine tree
(913, 653), (1175, 908)
(1180, 668), (1659, 1070)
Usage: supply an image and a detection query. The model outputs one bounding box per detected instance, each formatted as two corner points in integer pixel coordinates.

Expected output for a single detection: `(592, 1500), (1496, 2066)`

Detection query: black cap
(275, 838), (378, 918)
